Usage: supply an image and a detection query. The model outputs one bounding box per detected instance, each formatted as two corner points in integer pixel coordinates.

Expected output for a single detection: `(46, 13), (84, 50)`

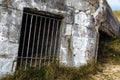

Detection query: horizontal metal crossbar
(23, 12), (62, 21)
(17, 10), (62, 69)
(18, 57), (59, 60)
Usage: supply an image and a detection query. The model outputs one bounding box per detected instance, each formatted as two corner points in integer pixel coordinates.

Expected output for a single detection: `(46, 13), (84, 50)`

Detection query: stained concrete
(0, 0), (119, 77)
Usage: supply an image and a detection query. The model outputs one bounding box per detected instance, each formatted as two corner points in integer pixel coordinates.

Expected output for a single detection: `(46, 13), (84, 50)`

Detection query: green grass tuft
(1, 38), (120, 80)
(98, 38), (120, 64)
(1, 63), (99, 80)
(114, 11), (120, 21)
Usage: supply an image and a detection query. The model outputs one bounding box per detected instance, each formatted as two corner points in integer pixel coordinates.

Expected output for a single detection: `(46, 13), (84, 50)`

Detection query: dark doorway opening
(97, 30), (114, 63)
(17, 8), (63, 69)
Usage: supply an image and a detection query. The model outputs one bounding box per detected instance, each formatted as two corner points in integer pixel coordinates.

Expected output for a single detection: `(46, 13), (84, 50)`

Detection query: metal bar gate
(17, 10), (62, 69)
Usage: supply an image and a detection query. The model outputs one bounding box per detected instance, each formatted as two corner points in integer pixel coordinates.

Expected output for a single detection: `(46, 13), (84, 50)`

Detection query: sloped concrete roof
(94, 0), (120, 37)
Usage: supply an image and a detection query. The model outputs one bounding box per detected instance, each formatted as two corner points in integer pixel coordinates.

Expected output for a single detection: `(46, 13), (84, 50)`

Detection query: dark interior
(17, 9), (62, 68)
(97, 30), (113, 63)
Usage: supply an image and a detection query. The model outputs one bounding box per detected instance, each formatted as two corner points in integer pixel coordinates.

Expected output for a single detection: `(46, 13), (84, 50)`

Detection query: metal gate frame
(17, 9), (63, 69)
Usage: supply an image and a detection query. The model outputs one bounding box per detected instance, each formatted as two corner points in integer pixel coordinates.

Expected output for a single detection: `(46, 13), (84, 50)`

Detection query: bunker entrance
(17, 8), (63, 69)
(97, 30), (113, 63)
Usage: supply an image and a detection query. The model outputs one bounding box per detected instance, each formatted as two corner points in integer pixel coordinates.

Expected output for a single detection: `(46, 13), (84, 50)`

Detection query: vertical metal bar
(35, 17), (42, 67)
(53, 20), (59, 61)
(39, 17), (47, 67)
(20, 13), (28, 68)
(25, 15), (33, 69)
(30, 16), (38, 67)
(57, 20), (63, 63)
(48, 20), (55, 63)
(44, 19), (51, 65)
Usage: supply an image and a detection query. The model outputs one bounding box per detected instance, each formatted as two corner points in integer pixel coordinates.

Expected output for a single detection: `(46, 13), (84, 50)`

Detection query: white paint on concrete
(0, 58), (13, 73)
(65, 24), (72, 36)
(0, 0), (119, 77)
(60, 46), (68, 65)
(75, 12), (89, 27)
(0, 36), (7, 41)
(72, 36), (88, 67)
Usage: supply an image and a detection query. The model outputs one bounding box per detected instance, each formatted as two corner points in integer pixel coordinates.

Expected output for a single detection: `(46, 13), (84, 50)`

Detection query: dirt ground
(90, 63), (120, 80)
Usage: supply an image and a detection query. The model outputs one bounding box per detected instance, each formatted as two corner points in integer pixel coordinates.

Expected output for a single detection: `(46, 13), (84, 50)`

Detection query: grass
(0, 63), (100, 80)
(98, 38), (120, 65)
(1, 37), (120, 80)
(114, 11), (120, 21)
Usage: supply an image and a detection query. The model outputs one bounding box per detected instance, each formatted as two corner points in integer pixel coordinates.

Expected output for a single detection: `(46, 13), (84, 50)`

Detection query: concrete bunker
(17, 8), (63, 68)
(0, 0), (119, 77)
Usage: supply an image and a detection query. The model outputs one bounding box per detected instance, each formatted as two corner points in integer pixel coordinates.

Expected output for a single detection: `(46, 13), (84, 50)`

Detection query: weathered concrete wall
(0, 0), (119, 77)
(0, 0), (74, 76)
(0, 6), (22, 77)
(59, 0), (99, 67)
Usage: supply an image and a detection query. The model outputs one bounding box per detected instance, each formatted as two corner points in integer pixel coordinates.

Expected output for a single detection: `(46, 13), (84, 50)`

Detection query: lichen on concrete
(0, 0), (119, 77)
